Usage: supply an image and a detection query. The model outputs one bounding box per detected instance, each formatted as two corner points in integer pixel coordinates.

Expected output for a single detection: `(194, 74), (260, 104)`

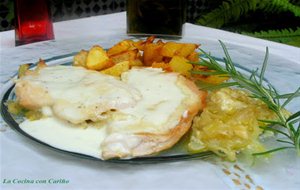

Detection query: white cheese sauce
(20, 117), (107, 158)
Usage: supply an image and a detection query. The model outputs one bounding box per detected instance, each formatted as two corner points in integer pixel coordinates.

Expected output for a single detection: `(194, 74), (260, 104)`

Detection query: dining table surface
(0, 12), (300, 190)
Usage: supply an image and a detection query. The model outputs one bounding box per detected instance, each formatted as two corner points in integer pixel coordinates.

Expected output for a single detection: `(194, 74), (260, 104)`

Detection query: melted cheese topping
(20, 67), (188, 159)
(108, 68), (185, 133)
(18, 66), (141, 124)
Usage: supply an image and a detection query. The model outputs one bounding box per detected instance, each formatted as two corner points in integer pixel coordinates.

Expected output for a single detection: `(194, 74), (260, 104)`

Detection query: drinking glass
(14, 0), (54, 46)
(126, 0), (186, 37)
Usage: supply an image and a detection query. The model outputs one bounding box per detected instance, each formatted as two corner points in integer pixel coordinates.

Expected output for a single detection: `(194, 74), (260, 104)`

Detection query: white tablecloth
(1, 12), (300, 190)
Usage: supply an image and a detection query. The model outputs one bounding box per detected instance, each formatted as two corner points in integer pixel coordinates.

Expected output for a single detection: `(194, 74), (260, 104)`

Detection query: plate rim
(0, 52), (215, 163)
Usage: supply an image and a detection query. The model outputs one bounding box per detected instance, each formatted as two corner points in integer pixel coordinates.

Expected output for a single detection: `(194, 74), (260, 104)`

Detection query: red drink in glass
(14, 0), (54, 46)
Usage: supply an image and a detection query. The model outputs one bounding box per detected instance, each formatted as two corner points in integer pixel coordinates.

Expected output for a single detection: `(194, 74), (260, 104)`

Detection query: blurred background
(1, 0), (299, 47)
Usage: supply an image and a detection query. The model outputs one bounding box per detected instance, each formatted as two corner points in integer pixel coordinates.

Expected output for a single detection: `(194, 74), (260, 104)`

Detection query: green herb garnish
(191, 41), (300, 156)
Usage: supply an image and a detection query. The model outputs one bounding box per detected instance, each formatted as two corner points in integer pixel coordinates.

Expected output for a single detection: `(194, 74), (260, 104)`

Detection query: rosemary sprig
(191, 40), (300, 156)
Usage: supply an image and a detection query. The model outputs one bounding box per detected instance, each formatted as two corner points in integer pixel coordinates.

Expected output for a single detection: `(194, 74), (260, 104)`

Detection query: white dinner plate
(1, 35), (299, 190)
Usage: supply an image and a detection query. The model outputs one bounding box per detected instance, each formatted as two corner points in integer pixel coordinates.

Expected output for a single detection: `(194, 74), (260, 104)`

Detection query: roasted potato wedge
(130, 59), (143, 67)
(110, 49), (139, 64)
(160, 42), (184, 57)
(37, 59), (47, 68)
(161, 42), (198, 58)
(107, 40), (135, 57)
(145, 36), (155, 44)
(133, 40), (146, 51)
(100, 61), (130, 77)
(143, 43), (164, 66)
(73, 50), (88, 67)
(73, 37), (200, 77)
(151, 62), (172, 71)
(187, 51), (200, 62)
(177, 43), (199, 57)
(169, 56), (193, 77)
(86, 45), (111, 70)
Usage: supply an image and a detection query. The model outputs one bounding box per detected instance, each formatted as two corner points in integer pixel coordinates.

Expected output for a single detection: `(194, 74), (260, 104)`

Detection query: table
(1, 12), (300, 190)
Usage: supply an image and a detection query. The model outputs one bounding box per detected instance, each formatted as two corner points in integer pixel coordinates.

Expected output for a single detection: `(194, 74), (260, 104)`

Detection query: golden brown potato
(132, 40), (146, 51)
(169, 56), (193, 77)
(107, 40), (134, 57)
(177, 43), (199, 57)
(131, 36), (158, 51)
(156, 39), (165, 46)
(37, 59), (47, 68)
(187, 51), (200, 62)
(86, 45), (111, 70)
(73, 50), (88, 67)
(160, 42), (184, 57)
(161, 42), (198, 58)
(143, 43), (164, 66)
(151, 62), (172, 71)
(74, 37), (200, 76)
(100, 61), (130, 77)
(130, 59), (143, 67)
(145, 36), (155, 44)
(110, 49), (139, 64)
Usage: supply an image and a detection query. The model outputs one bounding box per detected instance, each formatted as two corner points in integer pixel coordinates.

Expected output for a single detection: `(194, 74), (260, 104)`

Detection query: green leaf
(287, 111), (300, 121)
(260, 0), (300, 17)
(198, 49), (227, 72)
(296, 121), (300, 136)
(259, 47), (269, 84)
(275, 92), (300, 99)
(259, 126), (290, 138)
(190, 70), (225, 75)
(195, 81), (238, 91)
(282, 87), (300, 108)
(253, 146), (294, 156)
(242, 28), (300, 46)
(276, 139), (294, 145)
(196, 0), (300, 28)
(196, 0), (259, 28)
(189, 60), (211, 67)
(258, 119), (283, 125)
